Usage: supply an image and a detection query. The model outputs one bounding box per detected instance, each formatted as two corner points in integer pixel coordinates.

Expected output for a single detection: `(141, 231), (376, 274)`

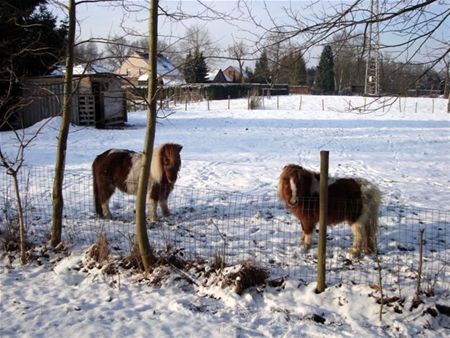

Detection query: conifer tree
(296, 52), (307, 85)
(183, 49), (207, 83)
(315, 45), (335, 93)
(253, 49), (270, 84)
(183, 51), (195, 83)
(194, 50), (207, 83)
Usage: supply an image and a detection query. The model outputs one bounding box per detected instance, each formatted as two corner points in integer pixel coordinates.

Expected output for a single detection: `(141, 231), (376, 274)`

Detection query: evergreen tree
(296, 52), (307, 85)
(253, 49), (270, 84)
(183, 49), (207, 83)
(315, 45), (335, 93)
(1, 0), (67, 128)
(194, 50), (207, 83)
(277, 50), (307, 86)
(183, 51), (196, 83)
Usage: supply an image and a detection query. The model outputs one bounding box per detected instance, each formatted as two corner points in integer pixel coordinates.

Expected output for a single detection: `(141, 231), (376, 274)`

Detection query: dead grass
(248, 90), (263, 110)
(87, 230), (110, 264)
(223, 259), (269, 294)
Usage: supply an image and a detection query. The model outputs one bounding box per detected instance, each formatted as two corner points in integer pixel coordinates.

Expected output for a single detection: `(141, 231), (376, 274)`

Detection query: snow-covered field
(1, 94), (450, 337)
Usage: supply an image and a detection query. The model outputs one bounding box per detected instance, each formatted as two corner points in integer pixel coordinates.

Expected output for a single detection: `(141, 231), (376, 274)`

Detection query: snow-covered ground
(1, 95), (450, 337)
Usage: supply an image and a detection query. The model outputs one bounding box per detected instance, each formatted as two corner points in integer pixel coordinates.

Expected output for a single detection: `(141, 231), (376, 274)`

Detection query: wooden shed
(20, 65), (127, 128)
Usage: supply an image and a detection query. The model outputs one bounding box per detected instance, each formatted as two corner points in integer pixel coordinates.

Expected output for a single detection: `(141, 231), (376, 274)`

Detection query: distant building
(18, 63), (127, 129)
(206, 69), (229, 83)
(223, 66), (247, 83)
(116, 51), (185, 86)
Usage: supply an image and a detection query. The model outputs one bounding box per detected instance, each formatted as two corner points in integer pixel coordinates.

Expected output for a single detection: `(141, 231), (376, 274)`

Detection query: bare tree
(51, 0), (76, 247)
(134, 0), (159, 272)
(0, 117), (51, 263)
(246, 0), (449, 97)
(228, 40), (248, 83)
(73, 40), (103, 64)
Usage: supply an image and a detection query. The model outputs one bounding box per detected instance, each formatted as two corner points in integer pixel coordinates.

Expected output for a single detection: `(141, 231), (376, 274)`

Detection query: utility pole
(364, 0), (380, 96)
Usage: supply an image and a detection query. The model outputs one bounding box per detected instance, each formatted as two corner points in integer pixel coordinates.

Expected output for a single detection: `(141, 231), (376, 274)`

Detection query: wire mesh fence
(1, 166), (449, 291)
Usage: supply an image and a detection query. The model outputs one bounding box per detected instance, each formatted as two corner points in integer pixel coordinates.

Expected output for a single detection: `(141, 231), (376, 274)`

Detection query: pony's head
(278, 164), (318, 206)
(159, 143), (183, 183)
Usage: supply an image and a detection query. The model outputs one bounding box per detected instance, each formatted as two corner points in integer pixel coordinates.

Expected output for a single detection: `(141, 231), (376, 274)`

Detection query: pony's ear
(175, 144), (183, 152)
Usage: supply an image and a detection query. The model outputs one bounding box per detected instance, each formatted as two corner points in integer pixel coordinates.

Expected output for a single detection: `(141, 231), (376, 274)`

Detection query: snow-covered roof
(51, 63), (114, 76)
(206, 69), (221, 82)
(136, 52), (183, 78)
(138, 73), (186, 86)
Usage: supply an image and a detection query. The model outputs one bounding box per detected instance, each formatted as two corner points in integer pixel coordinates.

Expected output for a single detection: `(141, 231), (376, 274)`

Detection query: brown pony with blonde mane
(92, 143), (182, 222)
(278, 164), (381, 256)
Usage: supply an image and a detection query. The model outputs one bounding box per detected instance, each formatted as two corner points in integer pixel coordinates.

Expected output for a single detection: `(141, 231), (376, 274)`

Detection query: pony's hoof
(302, 243), (311, 252)
(349, 247), (361, 257)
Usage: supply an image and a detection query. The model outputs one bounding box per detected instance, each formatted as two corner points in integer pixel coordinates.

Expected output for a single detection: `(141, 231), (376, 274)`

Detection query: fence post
(185, 94), (187, 111)
(207, 95), (210, 111)
(322, 98), (324, 111)
(228, 95), (230, 110)
(299, 95), (302, 110)
(316, 150), (329, 293)
(277, 95), (279, 109)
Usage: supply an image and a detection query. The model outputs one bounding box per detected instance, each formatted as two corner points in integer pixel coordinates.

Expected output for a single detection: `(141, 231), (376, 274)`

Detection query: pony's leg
(366, 218), (378, 254)
(301, 222), (314, 250)
(303, 232), (313, 250)
(350, 222), (363, 257)
(101, 200), (112, 219)
(160, 199), (170, 218)
(96, 177), (114, 219)
(300, 233), (305, 243)
(147, 197), (158, 222)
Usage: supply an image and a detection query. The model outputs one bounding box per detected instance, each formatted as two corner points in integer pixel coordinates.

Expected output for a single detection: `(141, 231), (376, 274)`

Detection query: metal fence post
(316, 150), (329, 293)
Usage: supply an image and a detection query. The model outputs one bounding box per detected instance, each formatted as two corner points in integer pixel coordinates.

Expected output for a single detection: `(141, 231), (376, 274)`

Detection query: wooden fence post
(316, 150), (329, 293)
(322, 98), (325, 111)
(277, 95), (279, 109)
(228, 95), (230, 110)
(299, 95), (302, 110)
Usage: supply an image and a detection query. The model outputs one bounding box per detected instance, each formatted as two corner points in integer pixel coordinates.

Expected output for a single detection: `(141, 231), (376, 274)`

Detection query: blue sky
(51, 1), (449, 70)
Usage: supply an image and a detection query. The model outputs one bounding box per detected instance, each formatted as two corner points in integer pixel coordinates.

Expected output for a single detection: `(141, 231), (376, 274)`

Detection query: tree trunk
(51, 0), (75, 247)
(135, 0), (159, 272)
(11, 173), (26, 264)
(447, 92), (449, 113)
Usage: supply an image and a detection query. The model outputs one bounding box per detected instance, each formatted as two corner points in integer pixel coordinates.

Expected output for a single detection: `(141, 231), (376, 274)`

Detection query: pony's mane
(150, 144), (164, 183)
(150, 143), (182, 183)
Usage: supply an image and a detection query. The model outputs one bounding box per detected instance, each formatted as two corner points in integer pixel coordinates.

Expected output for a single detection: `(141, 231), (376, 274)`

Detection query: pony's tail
(361, 181), (382, 253)
(92, 160), (103, 217)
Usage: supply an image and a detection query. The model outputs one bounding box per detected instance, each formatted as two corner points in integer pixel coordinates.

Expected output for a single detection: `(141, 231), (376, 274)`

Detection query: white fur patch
(123, 145), (164, 195)
(289, 177), (297, 205)
(124, 152), (143, 194)
(150, 145), (163, 183)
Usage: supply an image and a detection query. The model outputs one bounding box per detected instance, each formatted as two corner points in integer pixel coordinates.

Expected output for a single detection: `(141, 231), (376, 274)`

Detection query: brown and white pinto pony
(92, 143), (182, 222)
(278, 164), (381, 256)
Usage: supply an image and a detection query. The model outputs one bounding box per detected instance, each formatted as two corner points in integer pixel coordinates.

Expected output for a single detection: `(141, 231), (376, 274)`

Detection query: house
(206, 69), (229, 83)
(116, 51), (185, 86)
(223, 66), (247, 83)
(19, 63), (127, 129)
